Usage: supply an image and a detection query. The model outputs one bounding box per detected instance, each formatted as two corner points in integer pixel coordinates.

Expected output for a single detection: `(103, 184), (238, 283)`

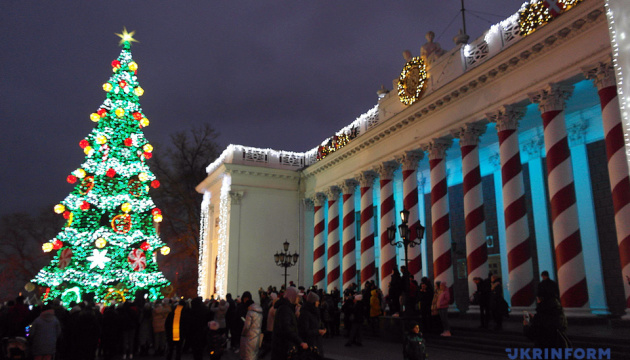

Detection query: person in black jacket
(418, 278), (434, 333)
(523, 295), (569, 349)
(472, 276), (491, 328)
(189, 297), (211, 360)
(271, 287), (308, 360)
(165, 300), (191, 360)
(537, 271), (560, 301)
(298, 291), (326, 357)
(344, 294), (364, 347)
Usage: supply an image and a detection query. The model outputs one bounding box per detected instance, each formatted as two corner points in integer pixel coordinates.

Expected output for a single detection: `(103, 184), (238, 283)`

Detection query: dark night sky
(0, 1), (522, 216)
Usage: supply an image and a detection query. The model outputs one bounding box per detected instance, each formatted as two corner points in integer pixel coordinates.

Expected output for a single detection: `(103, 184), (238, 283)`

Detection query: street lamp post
(274, 240), (299, 289)
(386, 209), (425, 269)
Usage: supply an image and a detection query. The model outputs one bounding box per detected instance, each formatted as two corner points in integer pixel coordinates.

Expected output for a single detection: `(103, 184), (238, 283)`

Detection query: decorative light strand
(197, 191), (211, 297)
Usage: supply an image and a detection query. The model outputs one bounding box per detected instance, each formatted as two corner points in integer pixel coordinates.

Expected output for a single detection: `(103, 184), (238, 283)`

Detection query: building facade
(196, 0), (630, 316)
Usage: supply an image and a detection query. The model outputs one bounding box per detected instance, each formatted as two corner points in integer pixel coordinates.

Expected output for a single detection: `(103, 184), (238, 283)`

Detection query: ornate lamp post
(387, 209), (425, 269)
(274, 240), (299, 289)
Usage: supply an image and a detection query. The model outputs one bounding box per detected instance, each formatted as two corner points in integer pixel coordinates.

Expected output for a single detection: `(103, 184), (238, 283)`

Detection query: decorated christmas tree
(32, 29), (170, 304)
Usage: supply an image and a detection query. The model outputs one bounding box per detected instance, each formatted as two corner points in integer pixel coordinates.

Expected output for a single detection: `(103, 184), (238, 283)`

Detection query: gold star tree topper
(116, 27), (139, 46)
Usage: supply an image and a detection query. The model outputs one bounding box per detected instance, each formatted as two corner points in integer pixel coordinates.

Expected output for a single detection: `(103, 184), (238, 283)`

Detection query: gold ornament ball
(103, 83), (113, 92)
(84, 146), (93, 155)
(143, 144), (153, 152)
(115, 108), (125, 118)
(90, 113), (101, 122)
(128, 61), (138, 71)
(134, 87), (144, 96)
(160, 246), (171, 255)
(138, 172), (149, 182)
(95, 135), (108, 145)
(121, 202), (132, 213)
(42, 243), (53, 253)
(54, 204), (66, 214)
(153, 214), (163, 223)
(74, 168), (86, 178)
(24, 282), (36, 292)
(95, 238), (107, 248)
(140, 118), (150, 127)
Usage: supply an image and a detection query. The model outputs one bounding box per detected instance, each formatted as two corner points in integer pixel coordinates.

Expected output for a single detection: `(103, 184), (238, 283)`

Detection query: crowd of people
(0, 269), (569, 360)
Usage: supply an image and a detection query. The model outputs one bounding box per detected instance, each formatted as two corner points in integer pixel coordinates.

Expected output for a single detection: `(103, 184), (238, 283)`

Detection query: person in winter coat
(211, 299), (229, 334)
(271, 287), (308, 360)
(240, 292), (263, 360)
(389, 269), (403, 315)
(119, 301), (139, 360)
(523, 295), (570, 349)
(165, 300), (191, 360)
(208, 321), (227, 360)
(418, 278), (433, 333)
(369, 289), (382, 335)
(430, 281), (442, 334)
(472, 276), (491, 329)
(153, 300), (171, 356)
(259, 292), (278, 359)
(100, 304), (121, 360)
(72, 303), (101, 360)
(29, 304), (62, 360)
(298, 292), (326, 358)
(345, 295), (364, 347)
(437, 282), (451, 337)
(403, 322), (426, 360)
(137, 302), (154, 356)
(189, 297), (211, 360)
(490, 275), (508, 331)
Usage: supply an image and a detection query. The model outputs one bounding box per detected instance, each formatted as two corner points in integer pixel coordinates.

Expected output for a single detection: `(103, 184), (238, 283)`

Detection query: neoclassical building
(196, 0), (630, 316)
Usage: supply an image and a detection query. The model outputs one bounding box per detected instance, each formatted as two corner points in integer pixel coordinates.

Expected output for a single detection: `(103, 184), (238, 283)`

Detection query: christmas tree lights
(32, 29), (170, 304)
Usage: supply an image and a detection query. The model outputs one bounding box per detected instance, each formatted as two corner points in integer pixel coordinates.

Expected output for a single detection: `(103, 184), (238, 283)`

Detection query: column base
(510, 306), (537, 317)
(467, 305), (480, 314)
(621, 309), (630, 320)
(563, 307), (597, 317)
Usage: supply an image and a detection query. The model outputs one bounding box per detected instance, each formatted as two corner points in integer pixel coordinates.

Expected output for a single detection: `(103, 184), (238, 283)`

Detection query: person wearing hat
(298, 291), (326, 357)
(207, 321), (227, 360)
(403, 322), (427, 360)
(271, 287), (308, 360)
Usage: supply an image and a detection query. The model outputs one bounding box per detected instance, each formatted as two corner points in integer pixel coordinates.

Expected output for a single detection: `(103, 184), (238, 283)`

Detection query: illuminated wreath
(111, 213), (132, 234)
(397, 56), (427, 106)
(79, 176), (95, 195)
(128, 178), (148, 197)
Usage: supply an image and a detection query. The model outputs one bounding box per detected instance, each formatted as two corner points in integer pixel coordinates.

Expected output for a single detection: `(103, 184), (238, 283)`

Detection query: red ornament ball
(62, 211), (71, 219)
(52, 239), (63, 250)
(97, 108), (107, 117)
(133, 112), (142, 120)
(67, 175), (77, 184)
(80, 201), (90, 211)
(143, 152), (153, 159)
(112, 60), (121, 68)
(124, 138), (133, 147)
(140, 241), (151, 251)
(151, 180), (160, 188)
(119, 80), (127, 88)
(151, 208), (161, 216)
(106, 168), (116, 178)
(79, 139), (89, 149)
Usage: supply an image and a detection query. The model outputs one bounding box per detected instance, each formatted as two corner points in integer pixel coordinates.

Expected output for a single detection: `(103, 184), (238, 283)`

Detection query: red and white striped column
(400, 151), (424, 278)
(312, 193), (327, 289)
(530, 84), (589, 308)
(378, 161), (399, 293)
(488, 105), (535, 307)
(588, 63), (630, 310)
(326, 186), (342, 293)
(455, 123), (489, 298)
(341, 179), (359, 291)
(424, 139), (454, 303)
(357, 171), (377, 287)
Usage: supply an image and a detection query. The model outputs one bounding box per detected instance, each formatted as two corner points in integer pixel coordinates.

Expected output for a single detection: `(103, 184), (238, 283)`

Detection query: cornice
(301, 0), (605, 179)
(224, 163), (302, 180)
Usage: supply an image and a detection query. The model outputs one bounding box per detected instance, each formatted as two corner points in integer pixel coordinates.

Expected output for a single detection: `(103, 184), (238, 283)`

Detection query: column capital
(375, 161), (399, 179)
(451, 122), (487, 147)
(356, 170), (377, 187)
(528, 83), (574, 113)
(229, 191), (244, 205)
(567, 117), (589, 147)
(583, 61), (616, 90)
(339, 179), (359, 195)
(310, 192), (327, 206)
(487, 105), (526, 132)
(521, 135), (545, 160)
(325, 186), (342, 201)
(397, 150), (424, 171)
(421, 138), (452, 160)
(303, 198), (314, 211)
